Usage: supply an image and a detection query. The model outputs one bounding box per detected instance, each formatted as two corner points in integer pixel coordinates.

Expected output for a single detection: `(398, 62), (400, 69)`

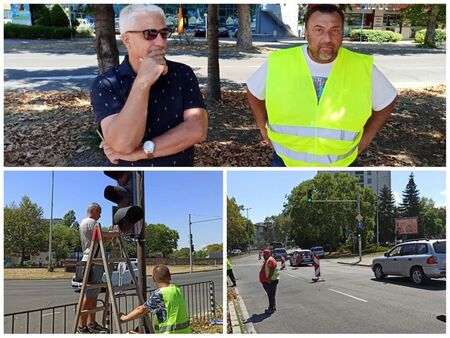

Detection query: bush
(76, 28), (93, 38)
(50, 4), (70, 27)
(414, 28), (446, 44)
(4, 23), (73, 39)
(362, 243), (389, 254)
(350, 29), (403, 43)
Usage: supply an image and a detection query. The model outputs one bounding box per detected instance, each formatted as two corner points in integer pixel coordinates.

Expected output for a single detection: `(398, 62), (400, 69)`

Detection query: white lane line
(328, 288), (368, 303)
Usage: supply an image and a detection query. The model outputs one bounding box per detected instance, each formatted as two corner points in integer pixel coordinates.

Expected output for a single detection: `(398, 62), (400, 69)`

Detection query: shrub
(50, 4), (70, 27)
(350, 29), (403, 43)
(414, 28), (446, 44)
(76, 28), (93, 38)
(4, 23), (73, 39)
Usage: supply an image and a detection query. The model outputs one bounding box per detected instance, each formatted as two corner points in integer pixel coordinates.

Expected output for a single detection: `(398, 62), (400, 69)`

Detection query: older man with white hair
(91, 4), (207, 166)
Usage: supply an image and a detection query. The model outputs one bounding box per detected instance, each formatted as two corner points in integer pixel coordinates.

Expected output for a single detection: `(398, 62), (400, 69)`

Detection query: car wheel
(410, 267), (427, 285)
(373, 264), (386, 279)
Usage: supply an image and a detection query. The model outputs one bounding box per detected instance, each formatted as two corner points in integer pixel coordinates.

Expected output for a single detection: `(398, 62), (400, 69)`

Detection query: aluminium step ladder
(72, 224), (152, 333)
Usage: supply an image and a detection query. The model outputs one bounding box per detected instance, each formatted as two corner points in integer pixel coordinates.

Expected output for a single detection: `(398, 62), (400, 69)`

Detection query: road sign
(356, 214), (363, 222)
(357, 221), (364, 229)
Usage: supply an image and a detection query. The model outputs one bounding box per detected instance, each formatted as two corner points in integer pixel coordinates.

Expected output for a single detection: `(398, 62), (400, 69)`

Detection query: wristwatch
(143, 140), (155, 159)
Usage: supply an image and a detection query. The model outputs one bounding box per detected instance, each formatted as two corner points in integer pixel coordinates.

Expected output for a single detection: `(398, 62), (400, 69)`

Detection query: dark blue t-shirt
(91, 56), (206, 166)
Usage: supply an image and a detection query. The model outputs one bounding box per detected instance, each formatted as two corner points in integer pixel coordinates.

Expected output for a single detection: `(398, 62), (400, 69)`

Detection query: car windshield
(275, 249), (286, 254)
(433, 241), (446, 253)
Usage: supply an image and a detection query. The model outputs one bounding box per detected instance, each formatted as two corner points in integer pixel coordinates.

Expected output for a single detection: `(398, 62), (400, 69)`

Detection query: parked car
(273, 248), (288, 261)
(311, 246), (325, 258)
(231, 248), (242, 255)
(71, 259), (139, 288)
(371, 239), (446, 285)
(289, 249), (313, 266)
(269, 242), (284, 250)
(194, 25), (229, 38)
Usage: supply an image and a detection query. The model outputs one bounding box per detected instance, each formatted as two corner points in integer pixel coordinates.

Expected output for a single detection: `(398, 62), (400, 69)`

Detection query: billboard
(395, 217), (418, 235)
(11, 4), (32, 26)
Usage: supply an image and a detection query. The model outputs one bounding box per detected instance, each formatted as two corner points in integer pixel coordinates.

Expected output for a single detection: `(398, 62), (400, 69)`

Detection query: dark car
(194, 25), (229, 38)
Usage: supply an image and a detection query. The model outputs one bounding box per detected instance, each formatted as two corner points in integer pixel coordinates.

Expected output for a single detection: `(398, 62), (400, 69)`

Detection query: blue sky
(227, 170), (446, 223)
(4, 170), (223, 249)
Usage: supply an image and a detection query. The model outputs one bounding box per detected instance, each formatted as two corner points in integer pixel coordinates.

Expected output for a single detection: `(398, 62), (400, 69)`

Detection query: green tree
(204, 243), (223, 253)
(30, 4), (51, 26)
(227, 197), (252, 250)
(61, 210), (76, 227)
(52, 223), (80, 263)
(377, 185), (397, 243)
(145, 223), (179, 257)
(419, 197), (446, 238)
(194, 250), (208, 258)
(4, 196), (47, 266)
(399, 173), (421, 218)
(284, 173), (376, 251)
(263, 213), (291, 245)
(50, 4), (70, 27)
(173, 247), (190, 258)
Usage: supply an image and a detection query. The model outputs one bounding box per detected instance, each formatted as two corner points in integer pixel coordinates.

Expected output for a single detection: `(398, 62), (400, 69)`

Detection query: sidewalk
(334, 254), (377, 267)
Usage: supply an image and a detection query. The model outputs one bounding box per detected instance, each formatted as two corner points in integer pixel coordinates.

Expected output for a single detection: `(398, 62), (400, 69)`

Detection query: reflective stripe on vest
(268, 124), (360, 141)
(158, 321), (190, 333)
(266, 46), (373, 167)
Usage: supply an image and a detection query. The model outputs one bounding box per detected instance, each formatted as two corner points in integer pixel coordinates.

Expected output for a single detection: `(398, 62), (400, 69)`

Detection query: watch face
(144, 141), (154, 153)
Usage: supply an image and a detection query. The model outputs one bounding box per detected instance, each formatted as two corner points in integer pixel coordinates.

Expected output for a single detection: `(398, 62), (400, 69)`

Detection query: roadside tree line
(4, 196), (222, 266)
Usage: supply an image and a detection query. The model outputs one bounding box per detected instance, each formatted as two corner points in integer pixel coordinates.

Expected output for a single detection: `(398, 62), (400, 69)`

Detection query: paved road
(4, 38), (445, 92)
(233, 255), (445, 334)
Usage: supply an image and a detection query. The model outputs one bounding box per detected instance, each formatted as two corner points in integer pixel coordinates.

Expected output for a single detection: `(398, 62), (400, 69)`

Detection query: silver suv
(371, 239), (446, 285)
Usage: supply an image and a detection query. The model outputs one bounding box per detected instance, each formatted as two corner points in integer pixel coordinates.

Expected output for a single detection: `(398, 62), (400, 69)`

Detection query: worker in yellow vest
(247, 4), (397, 167)
(227, 258), (237, 287)
(259, 249), (279, 314)
(120, 264), (191, 333)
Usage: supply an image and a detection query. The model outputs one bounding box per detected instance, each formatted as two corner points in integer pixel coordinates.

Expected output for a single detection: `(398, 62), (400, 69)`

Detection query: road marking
(328, 288), (368, 303)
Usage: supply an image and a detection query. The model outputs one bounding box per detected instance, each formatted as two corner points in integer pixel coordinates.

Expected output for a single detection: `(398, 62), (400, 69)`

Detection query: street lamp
(48, 171), (54, 272)
(188, 214), (222, 273)
(243, 207), (252, 254)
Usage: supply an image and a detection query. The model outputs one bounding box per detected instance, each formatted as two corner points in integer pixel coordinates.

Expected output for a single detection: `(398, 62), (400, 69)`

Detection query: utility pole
(48, 171), (54, 272)
(243, 207), (252, 254)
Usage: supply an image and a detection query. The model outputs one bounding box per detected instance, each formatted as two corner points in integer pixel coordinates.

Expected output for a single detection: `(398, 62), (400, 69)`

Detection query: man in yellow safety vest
(120, 264), (191, 333)
(247, 4), (397, 167)
(259, 249), (279, 314)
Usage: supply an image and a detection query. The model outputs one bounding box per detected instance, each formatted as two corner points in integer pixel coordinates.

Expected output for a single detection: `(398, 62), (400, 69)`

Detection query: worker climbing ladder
(72, 224), (152, 334)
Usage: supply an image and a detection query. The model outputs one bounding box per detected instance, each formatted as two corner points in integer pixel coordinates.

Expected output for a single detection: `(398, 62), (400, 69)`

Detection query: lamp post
(243, 207), (252, 254)
(188, 214), (222, 273)
(48, 171), (54, 272)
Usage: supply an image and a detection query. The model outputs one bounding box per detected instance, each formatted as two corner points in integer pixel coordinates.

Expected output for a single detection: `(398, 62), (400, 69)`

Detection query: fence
(4, 281), (216, 334)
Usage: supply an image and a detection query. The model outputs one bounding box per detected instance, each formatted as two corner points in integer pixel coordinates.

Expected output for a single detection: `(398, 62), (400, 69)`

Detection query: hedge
(4, 23), (73, 39)
(414, 28), (446, 44)
(350, 29), (403, 43)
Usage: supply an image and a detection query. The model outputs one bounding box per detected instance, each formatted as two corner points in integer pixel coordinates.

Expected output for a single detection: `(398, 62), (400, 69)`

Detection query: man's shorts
(85, 265), (104, 297)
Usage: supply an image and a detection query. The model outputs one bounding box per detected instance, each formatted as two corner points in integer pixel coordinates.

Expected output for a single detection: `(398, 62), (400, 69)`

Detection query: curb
(234, 287), (257, 334)
(228, 301), (241, 334)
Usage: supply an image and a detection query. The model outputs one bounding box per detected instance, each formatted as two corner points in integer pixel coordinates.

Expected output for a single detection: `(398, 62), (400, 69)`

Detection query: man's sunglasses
(126, 28), (172, 40)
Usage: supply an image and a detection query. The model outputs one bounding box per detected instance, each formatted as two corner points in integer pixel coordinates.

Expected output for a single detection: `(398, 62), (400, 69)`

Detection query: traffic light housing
(191, 244), (195, 253)
(307, 189), (313, 203)
(104, 171), (144, 236)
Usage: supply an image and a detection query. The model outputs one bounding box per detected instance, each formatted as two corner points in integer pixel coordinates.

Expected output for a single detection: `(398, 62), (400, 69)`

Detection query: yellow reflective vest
(153, 284), (191, 334)
(266, 46), (373, 166)
(264, 256), (279, 281)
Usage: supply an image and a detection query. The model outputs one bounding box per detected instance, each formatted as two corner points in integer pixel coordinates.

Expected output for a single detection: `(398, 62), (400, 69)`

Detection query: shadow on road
(371, 277), (446, 291)
(245, 312), (272, 324)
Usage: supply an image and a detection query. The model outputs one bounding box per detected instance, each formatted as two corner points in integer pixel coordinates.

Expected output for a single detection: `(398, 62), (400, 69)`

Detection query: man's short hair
(87, 202), (101, 214)
(119, 4), (166, 35)
(305, 4), (345, 28)
(153, 264), (171, 283)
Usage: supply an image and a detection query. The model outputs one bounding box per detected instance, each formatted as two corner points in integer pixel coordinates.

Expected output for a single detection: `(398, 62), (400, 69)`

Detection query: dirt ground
(4, 84), (445, 167)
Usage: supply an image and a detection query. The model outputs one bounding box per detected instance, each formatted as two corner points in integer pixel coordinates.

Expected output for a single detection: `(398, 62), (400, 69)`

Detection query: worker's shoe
(76, 326), (91, 334)
(88, 322), (109, 333)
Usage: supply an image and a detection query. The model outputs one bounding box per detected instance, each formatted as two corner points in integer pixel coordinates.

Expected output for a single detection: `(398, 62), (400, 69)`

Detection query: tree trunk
(237, 4), (253, 49)
(207, 5), (221, 103)
(423, 4), (440, 48)
(91, 4), (119, 74)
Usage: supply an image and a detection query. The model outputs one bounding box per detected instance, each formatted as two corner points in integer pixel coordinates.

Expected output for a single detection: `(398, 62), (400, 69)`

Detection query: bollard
(312, 253), (324, 282)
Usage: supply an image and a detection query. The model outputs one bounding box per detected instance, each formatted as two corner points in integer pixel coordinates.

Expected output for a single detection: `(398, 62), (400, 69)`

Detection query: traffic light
(307, 189), (313, 203)
(104, 171), (144, 236)
(191, 244), (195, 253)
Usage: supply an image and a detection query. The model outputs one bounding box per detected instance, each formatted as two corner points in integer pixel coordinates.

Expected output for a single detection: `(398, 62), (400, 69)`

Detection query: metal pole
(134, 171), (147, 333)
(48, 171), (54, 271)
(189, 214), (193, 273)
(376, 171), (379, 245)
(357, 193), (362, 262)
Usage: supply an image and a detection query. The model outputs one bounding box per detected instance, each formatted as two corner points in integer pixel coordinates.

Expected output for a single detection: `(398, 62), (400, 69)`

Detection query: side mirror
(384, 252), (389, 257)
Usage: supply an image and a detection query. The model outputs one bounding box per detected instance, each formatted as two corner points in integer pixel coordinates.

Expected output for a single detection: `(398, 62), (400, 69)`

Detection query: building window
(367, 178), (372, 184)
(383, 13), (402, 27)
